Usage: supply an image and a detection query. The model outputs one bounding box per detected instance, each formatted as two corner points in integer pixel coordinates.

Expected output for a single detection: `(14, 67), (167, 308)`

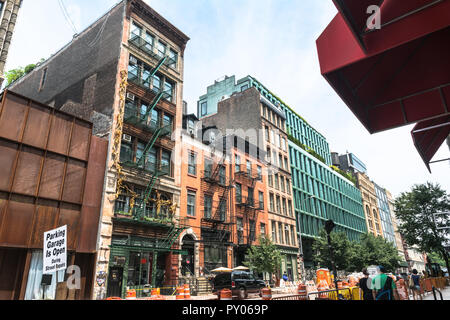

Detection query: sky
(5, 0), (450, 198)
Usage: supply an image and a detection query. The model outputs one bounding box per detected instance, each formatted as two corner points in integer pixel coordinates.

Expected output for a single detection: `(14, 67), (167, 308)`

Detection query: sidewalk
(423, 287), (450, 301)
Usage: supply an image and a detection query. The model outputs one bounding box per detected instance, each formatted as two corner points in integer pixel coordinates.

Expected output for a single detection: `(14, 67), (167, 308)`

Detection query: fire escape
(115, 35), (186, 245)
(234, 167), (263, 247)
(201, 155), (234, 243)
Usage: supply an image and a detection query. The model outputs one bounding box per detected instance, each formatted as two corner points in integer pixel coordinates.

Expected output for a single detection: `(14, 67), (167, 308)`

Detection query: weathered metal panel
(0, 94), (28, 142)
(77, 136), (108, 253)
(29, 200), (59, 249)
(69, 120), (91, 161)
(38, 154), (65, 200)
(21, 103), (51, 149)
(0, 195), (35, 246)
(62, 159), (86, 204)
(11, 147), (43, 196)
(47, 113), (72, 155)
(58, 203), (80, 251)
(0, 90), (106, 255)
(0, 140), (17, 191)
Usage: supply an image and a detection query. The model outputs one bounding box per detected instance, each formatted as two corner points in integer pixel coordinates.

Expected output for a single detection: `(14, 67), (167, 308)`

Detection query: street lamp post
(297, 195), (315, 283)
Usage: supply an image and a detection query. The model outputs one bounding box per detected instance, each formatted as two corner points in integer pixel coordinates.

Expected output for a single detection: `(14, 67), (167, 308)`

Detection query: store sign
(43, 225), (67, 274)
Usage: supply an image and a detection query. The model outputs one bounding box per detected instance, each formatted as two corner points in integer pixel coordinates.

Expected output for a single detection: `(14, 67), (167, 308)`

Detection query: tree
(351, 233), (402, 272)
(395, 182), (450, 273)
(312, 229), (354, 271)
(5, 67), (24, 86)
(313, 230), (401, 273)
(4, 58), (45, 86)
(243, 236), (282, 275)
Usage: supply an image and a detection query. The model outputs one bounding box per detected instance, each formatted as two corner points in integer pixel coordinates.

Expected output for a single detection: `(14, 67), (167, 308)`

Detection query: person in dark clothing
(410, 269), (423, 300)
(358, 268), (373, 300)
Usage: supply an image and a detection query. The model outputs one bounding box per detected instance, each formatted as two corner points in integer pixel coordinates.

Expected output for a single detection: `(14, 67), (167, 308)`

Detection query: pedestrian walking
(371, 266), (399, 300)
(358, 268), (373, 300)
(409, 269), (423, 301)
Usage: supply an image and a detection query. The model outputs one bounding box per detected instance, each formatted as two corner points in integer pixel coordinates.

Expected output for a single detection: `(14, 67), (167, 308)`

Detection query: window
(268, 174), (273, 187)
(269, 193), (275, 212)
(261, 223), (266, 236)
(265, 126), (270, 141)
(131, 22), (142, 38)
(120, 139), (133, 163)
(241, 84), (249, 92)
(259, 191), (264, 210)
(267, 147), (271, 163)
(218, 199), (227, 221)
(285, 225), (290, 245)
(274, 174), (279, 190)
(257, 166), (262, 180)
(286, 179), (291, 194)
(204, 158), (213, 178)
(161, 150), (171, 175)
(169, 49), (178, 69)
(204, 195), (213, 219)
(152, 74), (161, 91)
(201, 102), (208, 117)
(237, 218), (244, 243)
(163, 114), (173, 132)
(235, 155), (241, 173)
(39, 68), (48, 91)
(188, 152), (197, 175)
(219, 166), (226, 185)
(272, 221), (277, 242)
(276, 196), (281, 213)
(235, 183), (242, 203)
(282, 198), (287, 215)
(187, 191), (196, 217)
(164, 80), (174, 103)
(278, 223), (283, 244)
(288, 200), (293, 217)
(248, 187), (254, 206)
(280, 176), (285, 193)
(279, 154), (283, 169)
(284, 157), (289, 170)
(157, 41), (167, 57)
(246, 160), (252, 176)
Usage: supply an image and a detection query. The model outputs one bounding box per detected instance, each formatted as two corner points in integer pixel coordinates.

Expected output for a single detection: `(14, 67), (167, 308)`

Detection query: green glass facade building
(198, 75), (368, 266)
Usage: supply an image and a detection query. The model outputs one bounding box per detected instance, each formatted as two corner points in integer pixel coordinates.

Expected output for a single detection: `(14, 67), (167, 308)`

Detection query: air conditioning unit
(122, 134), (132, 143)
(285, 226), (290, 231)
(238, 227), (244, 232)
(126, 93), (135, 101)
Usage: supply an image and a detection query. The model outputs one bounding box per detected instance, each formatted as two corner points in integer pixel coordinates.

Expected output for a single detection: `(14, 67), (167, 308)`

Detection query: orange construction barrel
(220, 289), (233, 301)
(184, 284), (191, 299)
(261, 288), (272, 301)
(176, 287), (185, 300)
(125, 289), (137, 300)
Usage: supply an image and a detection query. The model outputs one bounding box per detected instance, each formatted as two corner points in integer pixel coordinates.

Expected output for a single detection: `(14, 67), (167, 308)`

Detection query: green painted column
(151, 251), (158, 287)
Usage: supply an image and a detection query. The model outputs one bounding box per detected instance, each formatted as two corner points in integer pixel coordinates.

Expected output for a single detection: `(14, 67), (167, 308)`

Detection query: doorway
(107, 267), (123, 298)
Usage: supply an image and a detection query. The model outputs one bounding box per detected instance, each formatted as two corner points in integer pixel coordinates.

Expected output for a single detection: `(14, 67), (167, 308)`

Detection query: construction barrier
(176, 287), (185, 300)
(220, 289), (233, 301)
(184, 284), (191, 299)
(328, 287), (352, 300)
(261, 288), (272, 301)
(351, 287), (362, 301)
(297, 284), (308, 300)
(126, 289), (137, 300)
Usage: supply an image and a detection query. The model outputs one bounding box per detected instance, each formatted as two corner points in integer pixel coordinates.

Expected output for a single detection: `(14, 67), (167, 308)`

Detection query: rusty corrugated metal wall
(0, 90), (107, 253)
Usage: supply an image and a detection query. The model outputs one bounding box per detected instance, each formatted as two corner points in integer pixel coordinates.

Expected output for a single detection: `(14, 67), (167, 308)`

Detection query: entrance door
(107, 267), (123, 298)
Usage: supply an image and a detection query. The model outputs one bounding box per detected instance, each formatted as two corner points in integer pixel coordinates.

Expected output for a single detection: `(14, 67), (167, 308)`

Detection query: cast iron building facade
(9, 0), (190, 299)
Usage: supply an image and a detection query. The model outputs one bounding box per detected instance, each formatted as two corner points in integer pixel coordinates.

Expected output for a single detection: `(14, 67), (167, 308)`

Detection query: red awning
(317, 0), (450, 170)
(412, 115), (450, 172)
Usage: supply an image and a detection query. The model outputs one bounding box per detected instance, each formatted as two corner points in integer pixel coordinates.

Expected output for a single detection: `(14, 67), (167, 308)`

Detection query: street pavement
(423, 287), (450, 300)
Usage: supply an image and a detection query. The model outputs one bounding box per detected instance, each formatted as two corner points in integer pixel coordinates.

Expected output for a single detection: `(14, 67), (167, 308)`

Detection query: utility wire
(58, 0), (78, 35)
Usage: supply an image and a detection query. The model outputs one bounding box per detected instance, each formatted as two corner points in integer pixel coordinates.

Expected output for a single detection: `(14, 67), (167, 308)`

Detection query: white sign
(43, 225), (67, 274)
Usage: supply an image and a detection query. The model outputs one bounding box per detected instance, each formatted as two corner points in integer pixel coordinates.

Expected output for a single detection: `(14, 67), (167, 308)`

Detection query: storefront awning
(317, 0), (450, 170)
(412, 115), (450, 172)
